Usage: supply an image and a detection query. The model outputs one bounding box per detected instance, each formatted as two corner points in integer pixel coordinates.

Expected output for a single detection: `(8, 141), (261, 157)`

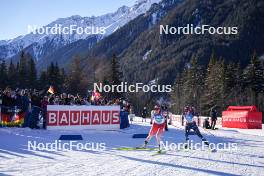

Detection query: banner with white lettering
(47, 105), (120, 130)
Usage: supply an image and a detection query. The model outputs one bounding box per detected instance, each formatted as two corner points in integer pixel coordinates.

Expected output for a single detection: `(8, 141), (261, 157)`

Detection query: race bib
(185, 113), (193, 123)
(154, 114), (165, 124)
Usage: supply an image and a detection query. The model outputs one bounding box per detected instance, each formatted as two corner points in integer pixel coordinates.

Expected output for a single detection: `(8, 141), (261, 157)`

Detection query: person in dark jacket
(21, 90), (31, 128)
(210, 108), (217, 130)
(41, 96), (49, 129)
(183, 106), (209, 148)
(15, 89), (23, 109)
(203, 117), (211, 129)
(2, 88), (15, 107)
(1, 88), (15, 124)
(30, 91), (41, 129)
(162, 105), (169, 131)
(142, 107), (148, 122)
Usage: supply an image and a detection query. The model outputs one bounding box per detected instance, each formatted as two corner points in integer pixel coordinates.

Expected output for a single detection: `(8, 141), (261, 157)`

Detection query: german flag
(47, 86), (55, 94)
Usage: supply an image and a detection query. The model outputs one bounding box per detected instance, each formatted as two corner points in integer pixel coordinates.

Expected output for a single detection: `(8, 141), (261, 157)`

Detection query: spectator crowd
(0, 87), (132, 129)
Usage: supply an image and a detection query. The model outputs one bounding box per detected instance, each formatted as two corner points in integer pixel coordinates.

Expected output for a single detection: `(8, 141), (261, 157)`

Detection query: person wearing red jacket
(141, 105), (166, 151)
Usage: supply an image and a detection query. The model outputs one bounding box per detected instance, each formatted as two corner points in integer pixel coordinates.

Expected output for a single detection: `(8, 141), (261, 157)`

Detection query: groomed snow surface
(0, 121), (264, 176)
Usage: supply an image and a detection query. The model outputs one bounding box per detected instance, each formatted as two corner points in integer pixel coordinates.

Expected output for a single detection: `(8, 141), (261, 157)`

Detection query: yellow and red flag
(47, 86), (55, 94)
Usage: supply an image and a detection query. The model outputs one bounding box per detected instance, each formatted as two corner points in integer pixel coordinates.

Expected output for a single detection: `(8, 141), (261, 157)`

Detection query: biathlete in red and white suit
(142, 105), (166, 151)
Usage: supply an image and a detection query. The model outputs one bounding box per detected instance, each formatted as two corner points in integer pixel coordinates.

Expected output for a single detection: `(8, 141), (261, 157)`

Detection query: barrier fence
(170, 114), (222, 127)
(0, 105), (130, 129)
(5, 105), (257, 130)
(46, 105), (130, 130)
(128, 114), (222, 128)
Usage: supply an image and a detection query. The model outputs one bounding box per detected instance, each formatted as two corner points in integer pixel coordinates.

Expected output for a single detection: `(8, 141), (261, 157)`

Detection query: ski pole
(201, 127), (217, 137)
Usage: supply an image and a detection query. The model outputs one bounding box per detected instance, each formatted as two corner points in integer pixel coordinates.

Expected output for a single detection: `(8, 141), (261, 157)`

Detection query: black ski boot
(139, 140), (148, 149)
(202, 138), (209, 146)
(158, 144), (162, 153)
(184, 140), (190, 149)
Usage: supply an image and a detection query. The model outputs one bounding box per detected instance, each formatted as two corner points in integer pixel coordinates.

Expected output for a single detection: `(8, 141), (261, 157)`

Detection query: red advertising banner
(222, 106), (262, 129)
(47, 105), (120, 130)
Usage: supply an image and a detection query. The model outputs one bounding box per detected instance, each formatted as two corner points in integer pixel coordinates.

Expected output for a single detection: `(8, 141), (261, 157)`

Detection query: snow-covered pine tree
(7, 60), (17, 89)
(110, 54), (123, 99)
(182, 57), (204, 111)
(201, 54), (225, 114)
(0, 59), (8, 89)
(243, 53), (264, 107)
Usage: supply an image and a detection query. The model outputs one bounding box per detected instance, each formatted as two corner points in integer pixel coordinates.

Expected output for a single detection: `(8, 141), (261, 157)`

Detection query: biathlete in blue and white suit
(183, 106), (209, 147)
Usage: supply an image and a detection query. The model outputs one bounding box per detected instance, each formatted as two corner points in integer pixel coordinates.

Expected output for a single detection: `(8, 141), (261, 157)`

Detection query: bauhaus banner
(47, 105), (120, 130)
